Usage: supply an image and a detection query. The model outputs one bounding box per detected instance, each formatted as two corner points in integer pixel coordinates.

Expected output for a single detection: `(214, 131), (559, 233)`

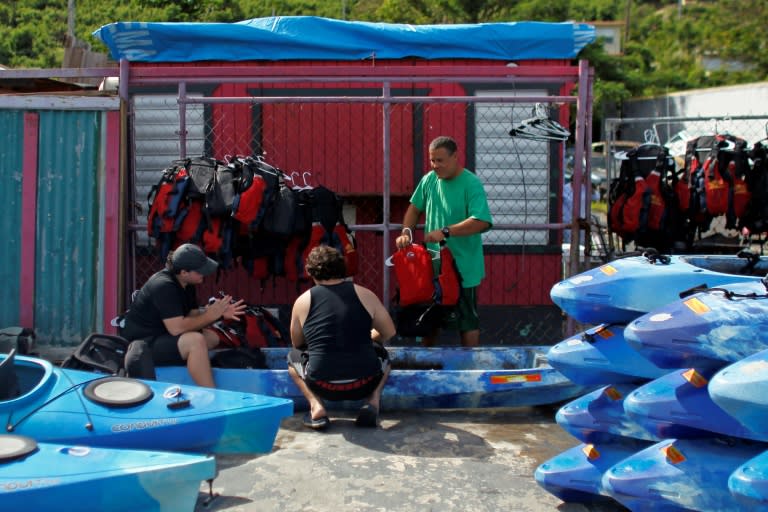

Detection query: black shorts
(287, 344), (390, 401)
(121, 328), (184, 366)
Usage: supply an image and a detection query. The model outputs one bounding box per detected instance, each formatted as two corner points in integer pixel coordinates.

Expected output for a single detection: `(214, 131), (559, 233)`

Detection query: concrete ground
(195, 407), (627, 512)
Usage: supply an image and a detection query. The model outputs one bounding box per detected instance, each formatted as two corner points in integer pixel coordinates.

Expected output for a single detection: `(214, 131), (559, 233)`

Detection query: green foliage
(2, 0), (767, 127)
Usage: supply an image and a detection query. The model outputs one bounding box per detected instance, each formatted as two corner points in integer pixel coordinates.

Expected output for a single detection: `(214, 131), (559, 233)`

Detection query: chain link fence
(124, 72), (587, 344)
(602, 115), (768, 256)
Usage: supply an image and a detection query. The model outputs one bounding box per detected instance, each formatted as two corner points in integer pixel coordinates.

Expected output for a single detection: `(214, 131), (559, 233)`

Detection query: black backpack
(0, 326), (36, 355)
(61, 333), (156, 380)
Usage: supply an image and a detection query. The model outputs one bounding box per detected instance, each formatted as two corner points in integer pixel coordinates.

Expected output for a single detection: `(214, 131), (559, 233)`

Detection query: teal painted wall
(34, 111), (102, 345)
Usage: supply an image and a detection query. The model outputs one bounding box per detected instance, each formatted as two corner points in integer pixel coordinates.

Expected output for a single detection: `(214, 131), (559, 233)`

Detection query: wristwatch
(441, 226), (451, 239)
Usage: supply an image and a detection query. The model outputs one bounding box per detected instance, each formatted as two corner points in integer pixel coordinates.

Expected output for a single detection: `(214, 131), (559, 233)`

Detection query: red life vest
(704, 156), (729, 216)
(392, 243), (435, 306)
(436, 245), (461, 306)
(644, 171), (666, 230)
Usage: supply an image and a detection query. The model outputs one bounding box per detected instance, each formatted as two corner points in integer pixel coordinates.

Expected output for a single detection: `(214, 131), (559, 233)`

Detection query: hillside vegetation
(2, 0), (766, 114)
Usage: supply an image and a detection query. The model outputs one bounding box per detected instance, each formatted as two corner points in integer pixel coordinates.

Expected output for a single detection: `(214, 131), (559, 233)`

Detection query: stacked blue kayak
(538, 253), (768, 510)
(550, 252), (766, 324)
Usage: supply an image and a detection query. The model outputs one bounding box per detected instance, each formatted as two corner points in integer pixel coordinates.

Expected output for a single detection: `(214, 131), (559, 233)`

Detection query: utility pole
(67, 0), (75, 40)
(624, 0), (631, 44)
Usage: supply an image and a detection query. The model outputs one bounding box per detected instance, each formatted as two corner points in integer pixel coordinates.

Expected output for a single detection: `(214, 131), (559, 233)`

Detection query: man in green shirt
(395, 136), (493, 346)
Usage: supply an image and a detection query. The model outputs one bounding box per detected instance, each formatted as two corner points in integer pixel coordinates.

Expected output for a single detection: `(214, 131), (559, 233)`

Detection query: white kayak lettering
(111, 418), (178, 432)
(1, 478), (61, 492)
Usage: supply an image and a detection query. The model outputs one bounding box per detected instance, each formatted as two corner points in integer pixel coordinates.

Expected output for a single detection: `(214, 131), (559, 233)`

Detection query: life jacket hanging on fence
(703, 155), (729, 216)
(147, 165), (189, 238)
(644, 170), (666, 231)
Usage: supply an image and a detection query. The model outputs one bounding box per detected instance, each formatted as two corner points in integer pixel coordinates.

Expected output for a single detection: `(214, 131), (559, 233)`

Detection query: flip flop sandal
(355, 404), (378, 428)
(302, 413), (330, 430)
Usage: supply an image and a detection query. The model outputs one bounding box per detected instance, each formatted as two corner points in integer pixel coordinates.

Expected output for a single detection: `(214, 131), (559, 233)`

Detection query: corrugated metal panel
(0, 110), (23, 327)
(34, 110), (101, 345)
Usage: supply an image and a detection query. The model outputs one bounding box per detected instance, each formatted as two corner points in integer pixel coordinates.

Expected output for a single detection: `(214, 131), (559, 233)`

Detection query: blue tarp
(93, 16), (595, 63)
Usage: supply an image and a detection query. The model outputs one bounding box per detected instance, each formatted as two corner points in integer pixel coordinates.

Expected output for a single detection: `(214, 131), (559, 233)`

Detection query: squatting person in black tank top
(287, 245), (396, 430)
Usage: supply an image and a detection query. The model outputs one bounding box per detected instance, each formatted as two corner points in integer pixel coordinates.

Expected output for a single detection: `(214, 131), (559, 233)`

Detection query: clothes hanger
(300, 171), (313, 190)
(508, 103), (571, 142)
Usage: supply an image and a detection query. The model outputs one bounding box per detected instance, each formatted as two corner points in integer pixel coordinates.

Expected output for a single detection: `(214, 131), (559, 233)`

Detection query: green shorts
(442, 286), (480, 332)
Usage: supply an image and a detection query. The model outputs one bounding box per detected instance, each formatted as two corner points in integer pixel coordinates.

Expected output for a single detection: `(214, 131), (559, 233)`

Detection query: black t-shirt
(121, 269), (198, 340)
(303, 281), (380, 381)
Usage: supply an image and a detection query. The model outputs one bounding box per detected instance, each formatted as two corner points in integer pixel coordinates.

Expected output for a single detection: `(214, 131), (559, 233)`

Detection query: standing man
(120, 243), (245, 387)
(395, 136), (493, 347)
(288, 245), (396, 430)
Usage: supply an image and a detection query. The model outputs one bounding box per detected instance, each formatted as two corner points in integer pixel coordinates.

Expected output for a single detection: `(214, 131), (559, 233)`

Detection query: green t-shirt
(410, 169), (493, 287)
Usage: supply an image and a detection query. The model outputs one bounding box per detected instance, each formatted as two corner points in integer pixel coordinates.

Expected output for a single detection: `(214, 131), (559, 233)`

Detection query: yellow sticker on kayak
(595, 326), (615, 339)
(661, 444), (686, 464)
(604, 386), (623, 401)
(682, 368), (708, 388)
(683, 297), (710, 314)
(490, 373), (542, 385)
(582, 444), (600, 460)
(599, 264), (618, 276)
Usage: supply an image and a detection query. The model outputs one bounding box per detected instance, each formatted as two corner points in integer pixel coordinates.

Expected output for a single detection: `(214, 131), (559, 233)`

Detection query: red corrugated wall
(136, 59), (568, 309)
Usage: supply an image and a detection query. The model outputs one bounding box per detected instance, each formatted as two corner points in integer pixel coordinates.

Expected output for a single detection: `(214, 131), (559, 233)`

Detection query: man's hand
(424, 229), (447, 244)
(395, 232), (412, 249)
(208, 295), (246, 321)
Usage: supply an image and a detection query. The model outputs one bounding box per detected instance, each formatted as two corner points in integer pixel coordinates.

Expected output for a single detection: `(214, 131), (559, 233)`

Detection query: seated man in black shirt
(288, 245), (396, 430)
(121, 244), (245, 387)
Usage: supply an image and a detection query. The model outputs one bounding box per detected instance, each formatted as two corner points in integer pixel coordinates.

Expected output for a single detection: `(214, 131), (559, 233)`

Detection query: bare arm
(355, 285), (396, 343)
(424, 217), (491, 244)
(289, 291), (311, 349)
(396, 204), (422, 248)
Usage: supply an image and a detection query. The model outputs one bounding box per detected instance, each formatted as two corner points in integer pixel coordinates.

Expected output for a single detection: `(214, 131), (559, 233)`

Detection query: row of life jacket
(608, 133), (763, 252)
(146, 155), (358, 283)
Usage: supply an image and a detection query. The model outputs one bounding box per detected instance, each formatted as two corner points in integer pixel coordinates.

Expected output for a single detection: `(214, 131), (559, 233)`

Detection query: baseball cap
(171, 244), (218, 276)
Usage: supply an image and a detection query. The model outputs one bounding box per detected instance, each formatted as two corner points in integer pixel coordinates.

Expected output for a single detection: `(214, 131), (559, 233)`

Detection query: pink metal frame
(20, 113), (39, 328)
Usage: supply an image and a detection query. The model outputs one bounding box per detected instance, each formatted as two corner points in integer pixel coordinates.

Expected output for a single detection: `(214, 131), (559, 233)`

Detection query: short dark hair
(305, 245), (347, 281)
(429, 136), (458, 155)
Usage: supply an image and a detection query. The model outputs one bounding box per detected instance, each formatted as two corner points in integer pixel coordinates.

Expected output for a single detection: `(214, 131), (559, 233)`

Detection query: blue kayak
(0, 434), (215, 511)
(603, 438), (765, 512)
(157, 346), (589, 410)
(624, 280), (768, 371)
(555, 383), (660, 443)
(550, 252), (766, 324)
(624, 367), (763, 441)
(535, 438), (652, 504)
(729, 449), (768, 509)
(709, 348), (768, 438)
(0, 351), (292, 454)
(547, 323), (669, 386)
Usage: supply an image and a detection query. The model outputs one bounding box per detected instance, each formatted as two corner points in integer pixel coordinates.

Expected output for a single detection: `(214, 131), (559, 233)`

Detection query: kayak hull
(535, 438), (651, 503)
(0, 435), (216, 512)
(551, 254), (766, 324)
(547, 323), (668, 386)
(624, 281), (768, 371)
(157, 346), (590, 410)
(1, 353), (293, 454)
(603, 438), (764, 512)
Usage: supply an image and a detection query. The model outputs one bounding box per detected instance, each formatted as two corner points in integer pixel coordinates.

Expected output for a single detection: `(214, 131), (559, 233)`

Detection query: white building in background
(622, 82), (768, 144)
